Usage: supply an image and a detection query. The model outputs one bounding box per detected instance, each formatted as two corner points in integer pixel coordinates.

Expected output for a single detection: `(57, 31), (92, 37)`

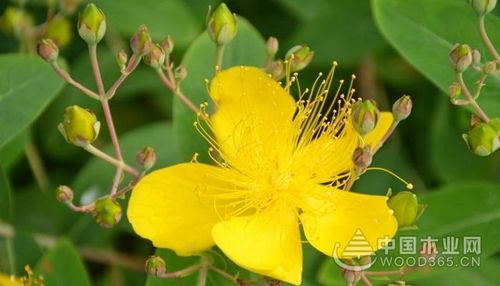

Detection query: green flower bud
(471, 48), (481, 66)
(145, 255), (166, 276)
(484, 60), (497, 74)
(341, 268), (361, 286)
(388, 191), (420, 228)
(136, 146), (157, 170)
(143, 44), (165, 69)
(392, 95), (413, 121)
(93, 196), (122, 228)
(351, 99), (380, 135)
(207, 3), (238, 46)
(463, 122), (500, 156)
(116, 49), (128, 71)
(45, 17), (72, 48)
(488, 117), (500, 133)
(471, 0), (497, 15)
(160, 35), (174, 55)
(0, 7), (34, 34)
(449, 44), (473, 72)
(37, 39), (59, 63)
(352, 146), (372, 170)
(78, 3), (106, 45)
(58, 105), (100, 146)
(266, 36), (279, 57)
(285, 45), (315, 72)
(448, 82), (462, 99)
(56, 185), (74, 203)
(130, 25), (153, 56)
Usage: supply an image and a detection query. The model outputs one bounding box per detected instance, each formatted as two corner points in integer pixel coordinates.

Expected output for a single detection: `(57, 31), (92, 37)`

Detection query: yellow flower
(128, 66), (397, 285)
(0, 273), (23, 286)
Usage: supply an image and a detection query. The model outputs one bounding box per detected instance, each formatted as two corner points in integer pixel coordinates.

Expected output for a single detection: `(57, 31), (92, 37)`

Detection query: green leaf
(372, 0), (500, 117)
(92, 0), (201, 47)
(175, 17), (266, 161)
(34, 239), (91, 286)
(0, 167), (13, 223)
(278, 0), (387, 66)
(0, 54), (64, 149)
(0, 131), (27, 170)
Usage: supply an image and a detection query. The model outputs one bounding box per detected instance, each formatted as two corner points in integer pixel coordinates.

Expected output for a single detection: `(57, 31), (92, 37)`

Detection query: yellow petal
(0, 273), (22, 286)
(364, 112), (394, 150)
(127, 163), (239, 256)
(209, 66), (296, 176)
(212, 205), (302, 285)
(300, 185), (397, 258)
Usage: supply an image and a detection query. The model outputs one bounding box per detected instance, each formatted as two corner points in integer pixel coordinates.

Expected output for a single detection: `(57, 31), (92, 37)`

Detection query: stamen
(365, 167), (414, 190)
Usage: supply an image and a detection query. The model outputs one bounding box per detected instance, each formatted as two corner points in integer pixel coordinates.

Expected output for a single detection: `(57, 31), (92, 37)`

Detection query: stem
(6, 238), (16, 275)
(24, 138), (49, 192)
(478, 16), (500, 62)
(156, 69), (201, 114)
(456, 72), (490, 122)
(83, 145), (139, 177)
(360, 273), (374, 286)
(215, 44), (225, 72)
(197, 265), (208, 286)
(66, 201), (95, 213)
(50, 63), (100, 100)
(158, 264), (203, 279)
(363, 269), (403, 277)
(373, 121), (399, 154)
(88, 44), (106, 95)
(208, 265), (239, 284)
(106, 54), (141, 98)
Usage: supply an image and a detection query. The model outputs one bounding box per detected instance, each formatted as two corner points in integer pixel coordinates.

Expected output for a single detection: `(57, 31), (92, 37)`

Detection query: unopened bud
(352, 147), (372, 170)
(448, 82), (462, 98)
(37, 39), (59, 62)
(144, 44), (165, 69)
(160, 35), (174, 54)
(449, 44), (473, 72)
(484, 60), (497, 74)
(116, 50), (128, 71)
(471, 0), (497, 16)
(269, 60), (284, 79)
(351, 99), (380, 135)
(207, 3), (238, 46)
(44, 17), (72, 48)
(136, 146), (156, 170)
(392, 95), (413, 121)
(463, 122), (500, 156)
(266, 36), (279, 57)
(488, 117), (500, 133)
(56, 185), (74, 203)
(78, 3), (106, 45)
(341, 269), (361, 286)
(1, 7), (34, 34)
(285, 45), (314, 72)
(388, 191), (421, 228)
(130, 25), (153, 56)
(175, 65), (188, 82)
(471, 48), (481, 66)
(145, 255), (166, 276)
(93, 196), (122, 228)
(58, 105), (100, 146)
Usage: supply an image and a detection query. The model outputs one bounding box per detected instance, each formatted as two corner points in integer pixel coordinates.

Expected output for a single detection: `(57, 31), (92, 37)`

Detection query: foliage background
(0, 0), (500, 285)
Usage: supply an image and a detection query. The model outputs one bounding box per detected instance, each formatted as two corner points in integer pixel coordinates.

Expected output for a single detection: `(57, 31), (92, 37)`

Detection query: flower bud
(471, 48), (481, 66)
(388, 191), (420, 228)
(1, 7), (34, 34)
(56, 185), (74, 203)
(58, 105), (100, 146)
(130, 25), (153, 56)
(266, 36), (279, 57)
(268, 60), (284, 79)
(45, 17), (73, 48)
(37, 39), (59, 63)
(352, 147), (372, 170)
(488, 117), (500, 133)
(392, 95), (413, 121)
(484, 60), (497, 74)
(93, 196), (122, 228)
(175, 65), (188, 82)
(136, 146), (156, 170)
(341, 269), (361, 286)
(78, 3), (106, 45)
(449, 44), (473, 72)
(207, 3), (238, 45)
(116, 50), (128, 71)
(448, 82), (462, 99)
(145, 255), (166, 276)
(351, 99), (380, 135)
(143, 44), (165, 69)
(471, 0), (497, 16)
(160, 35), (174, 54)
(285, 45), (314, 72)
(463, 122), (500, 156)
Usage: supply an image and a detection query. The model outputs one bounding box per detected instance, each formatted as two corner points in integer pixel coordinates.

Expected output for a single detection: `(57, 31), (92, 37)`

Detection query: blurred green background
(1, 0), (500, 285)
